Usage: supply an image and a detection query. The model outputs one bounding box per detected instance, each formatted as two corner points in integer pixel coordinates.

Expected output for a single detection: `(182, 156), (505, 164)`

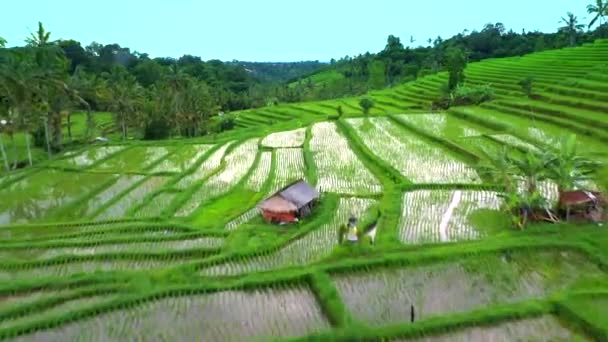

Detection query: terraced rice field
(399, 316), (585, 341)
(0, 237), (223, 261)
(176, 139), (259, 217)
(347, 117), (480, 184)
(78, 175), (145, 216)
(174, 141), (233, 190)
(91, 146), (172, 173)
(333, 251), (602, 326)
(94, 176), (169, 220)
(150, 144), (214, 173)
(270, 148), (307, 192)
(11, 286), (329, 342)
(54, 145), (125, 168)
(261, 128), (306, 148)
(398, 190), (502, 244)
(202, 197), (375, 276)
(310, 122), (382, 194)
(0, 41), (607, 341)
(132, 191), (178, 218)
(244, 151), (272, 192)
(0, 170), (116, 225)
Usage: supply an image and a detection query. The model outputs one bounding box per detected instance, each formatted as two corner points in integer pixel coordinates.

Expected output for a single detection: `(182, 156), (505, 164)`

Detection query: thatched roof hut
(258, 179), (319, 224)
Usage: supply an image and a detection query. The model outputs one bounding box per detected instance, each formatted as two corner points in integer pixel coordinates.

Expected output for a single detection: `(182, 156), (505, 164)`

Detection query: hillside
(0, 41), (607, 340)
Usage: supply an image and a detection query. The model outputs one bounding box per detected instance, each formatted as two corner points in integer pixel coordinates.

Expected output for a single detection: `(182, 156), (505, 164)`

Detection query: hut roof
(277, 179), (319, 209)
(257, 179), (319, 213)
(559, 191), (606, 207)
(258, 195), (298, 213)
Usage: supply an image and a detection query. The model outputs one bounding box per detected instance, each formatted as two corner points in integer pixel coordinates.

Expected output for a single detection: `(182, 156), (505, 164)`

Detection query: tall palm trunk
(25, 133), (33, 166)
(67, 112), (72, 142)
(0, 134), (10, 172)
(85, 108), (94, 139)
(569, 33), (576, 47)
(43, 117), (52, 158)
(121, 112), (127, 140)
(51, 111), (62, 150)
(10, 135), (17, 169)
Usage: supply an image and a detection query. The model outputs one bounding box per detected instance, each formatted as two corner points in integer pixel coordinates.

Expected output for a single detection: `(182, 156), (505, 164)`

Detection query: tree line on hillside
(288, 3), (608, 102)
(0, 23), (327, 170)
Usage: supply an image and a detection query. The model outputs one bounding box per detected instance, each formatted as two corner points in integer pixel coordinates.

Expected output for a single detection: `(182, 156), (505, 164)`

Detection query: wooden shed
(558, 190), (606, 222)
(258, 179), (319, 224)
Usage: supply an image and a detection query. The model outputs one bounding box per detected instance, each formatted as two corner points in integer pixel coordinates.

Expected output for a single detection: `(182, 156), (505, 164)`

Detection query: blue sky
(1, 0), (590, 62)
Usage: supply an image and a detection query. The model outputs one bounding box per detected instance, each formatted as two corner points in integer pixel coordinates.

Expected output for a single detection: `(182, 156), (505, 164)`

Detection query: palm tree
(106, 66), (144, 139)
(587, 0), (608, 29)
(0, 49), (42, 165)
(25, 22), (53, 47)
(478, 146), (519, 192)
(510, 152), (552, 196)
(0, 37), (6, 48)
(559, 12), (586, 46)
(545, 134), (601, 205)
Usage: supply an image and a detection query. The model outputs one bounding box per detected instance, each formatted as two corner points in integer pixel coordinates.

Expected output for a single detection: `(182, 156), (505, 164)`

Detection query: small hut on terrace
(258, 179), (319, 224)
(559, 190), (606, 222)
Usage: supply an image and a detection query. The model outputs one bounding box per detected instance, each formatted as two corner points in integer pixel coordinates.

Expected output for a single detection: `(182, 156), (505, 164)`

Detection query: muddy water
(9, 286), (329, 342)
(395, 316), (587, 341)
(333, 251), (603, 325)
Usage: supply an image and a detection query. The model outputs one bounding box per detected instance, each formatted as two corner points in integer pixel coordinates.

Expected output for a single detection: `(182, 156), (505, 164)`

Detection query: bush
(432, 83), (494, 109)
(217, 114), (236, 133)
(143, 120), (171, 140)
(452, 84), (494, 105)
(359, 98), (375, 115)
(518, 76), (534, 98)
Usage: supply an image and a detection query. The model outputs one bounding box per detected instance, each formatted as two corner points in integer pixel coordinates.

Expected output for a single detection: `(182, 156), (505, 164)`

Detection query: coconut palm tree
(559, 12), (586, 46)
(0, 37), (6, 48)
(587, 0), (608, 29)
(0, 49), (42, 165)
(106, 66), (144, 140)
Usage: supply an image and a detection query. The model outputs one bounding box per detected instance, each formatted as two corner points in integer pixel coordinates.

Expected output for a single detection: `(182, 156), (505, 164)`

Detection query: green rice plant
(174, 141), (234, 190)
(244, 151), (272, 192)
(555, 294), (608, 340)
(90, 146), (173, 173)
(149, 144), (214, 173)
(53, 145), (125, 169)
(269, 148), (307, 193)
(399, 190), (502, 244)
(176, 139), (259, 217)
(0, 170), (116, 225)
(1, 259), (184, 281)
(93, 176), (169, 220)
(131, 191), (178, 218)
(0, 236), (224, 261)
(0, 222), (192, 243)
(261, 128), (306, 148)
(225, 208), (260, 231)
(0, 294), (122, 331)
(310, 122), (382, 195)
(77, 175), (146, 217)
(347, 118), (480, 184)
(331, 251), (602, 326)
(392, 316), (584, 341)
(8, 286), (330, 341)
(201, 197), (375, 276)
